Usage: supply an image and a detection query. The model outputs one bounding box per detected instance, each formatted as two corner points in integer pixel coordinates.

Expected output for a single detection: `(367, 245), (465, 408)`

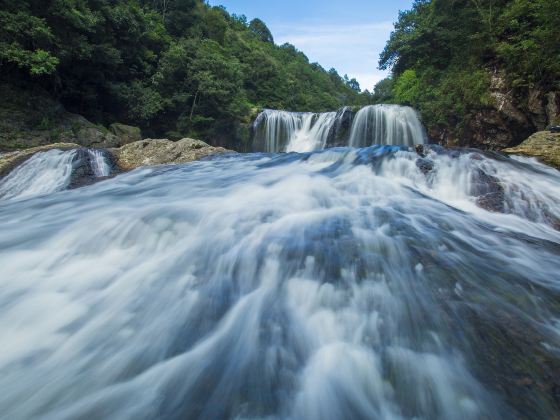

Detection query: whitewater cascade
(88, 149), (112, 177)
(0, 148), (112, 201)
(348, 104), (427, 147)
(251, 109), (338, 152)
(0, 145), (559, 419)
(252, 104), (427, 152)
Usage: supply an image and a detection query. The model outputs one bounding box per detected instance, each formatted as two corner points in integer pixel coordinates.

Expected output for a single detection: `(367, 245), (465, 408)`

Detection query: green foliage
(0, 0), (370, 145)
(379, 0), (560, 134)
(249, 18), (274, 44)
(371, 78), (394, 103)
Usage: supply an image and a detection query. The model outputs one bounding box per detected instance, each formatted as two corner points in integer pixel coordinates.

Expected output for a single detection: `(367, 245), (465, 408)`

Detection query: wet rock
(503, 131), (560, 169)
(472, 169), (505, 212)
(68, 149), (97, 189)
(326, 107), (355, 147)
(415, 144), (426, 157)
(416, 158), (434, 174)
(110, 138), (232, 171)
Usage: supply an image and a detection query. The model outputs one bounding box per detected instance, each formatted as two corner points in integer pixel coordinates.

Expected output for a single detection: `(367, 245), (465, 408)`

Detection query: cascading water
(88, 149), (112, 177)
(0, 146), (559, 419)
(252, 109), (338, 153)
(348, 104), (427, 147)
(0, 149), (77, 201)
(0, 148), (113, 202)
(252, 104), (427, 152)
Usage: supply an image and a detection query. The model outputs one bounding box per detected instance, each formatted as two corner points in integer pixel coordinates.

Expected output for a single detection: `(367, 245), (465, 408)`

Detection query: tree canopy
(376, 0), (560, 133)
(0, 0), (372, 147)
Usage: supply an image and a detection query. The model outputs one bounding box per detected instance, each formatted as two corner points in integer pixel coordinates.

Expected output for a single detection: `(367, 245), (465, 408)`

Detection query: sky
(207, 0), (415, 91)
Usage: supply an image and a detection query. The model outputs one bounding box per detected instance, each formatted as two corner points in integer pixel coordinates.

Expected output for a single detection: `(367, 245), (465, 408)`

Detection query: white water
(348, 104), (427, 147)
(252, 109), (338, 152)
(88, 149), (111, 177)
(0, 146), (559, 419)
(0, 149), (77, 201)
(252, 104), (427, 152)
(0, 148), (113, 202)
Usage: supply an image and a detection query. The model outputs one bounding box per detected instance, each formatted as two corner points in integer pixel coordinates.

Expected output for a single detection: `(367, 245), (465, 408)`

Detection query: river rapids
(0, 143), (559, 419)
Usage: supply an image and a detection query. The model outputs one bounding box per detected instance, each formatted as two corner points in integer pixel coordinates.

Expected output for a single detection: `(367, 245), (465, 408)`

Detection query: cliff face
(429, 71), (560, 150)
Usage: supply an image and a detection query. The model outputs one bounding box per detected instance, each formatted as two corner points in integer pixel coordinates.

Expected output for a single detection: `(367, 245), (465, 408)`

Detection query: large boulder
(502, 131), (560, 169)
(110, 138), (232, 171)
(109, 123), (142, 144)
(75, 126), (121, 148)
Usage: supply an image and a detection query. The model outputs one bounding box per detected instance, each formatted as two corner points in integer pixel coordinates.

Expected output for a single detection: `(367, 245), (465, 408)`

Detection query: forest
(376, 0), (560, 140)
(0, 0), (371, 146)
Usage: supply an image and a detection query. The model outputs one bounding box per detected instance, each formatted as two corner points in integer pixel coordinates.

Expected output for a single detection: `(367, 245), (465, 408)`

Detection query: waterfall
(0, 146), (559, 419)
(0, 148), (113, 202)
(88, 149), (111, 178)
(0, 149), (77, 201)
(252, 109), (338, 152)
(252, 104), (427, 152)
(348, 104), (427, 147)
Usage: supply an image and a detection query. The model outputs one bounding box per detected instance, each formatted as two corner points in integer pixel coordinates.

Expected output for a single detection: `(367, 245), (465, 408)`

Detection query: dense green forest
(0, 0), (371, 146)
(375, 0), (560, 142)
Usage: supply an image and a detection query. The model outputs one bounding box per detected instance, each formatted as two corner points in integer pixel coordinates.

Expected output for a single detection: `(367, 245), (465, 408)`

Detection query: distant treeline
(0, 0), (373, 146)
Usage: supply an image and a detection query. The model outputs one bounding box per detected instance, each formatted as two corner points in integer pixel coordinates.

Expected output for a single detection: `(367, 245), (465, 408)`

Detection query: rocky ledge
(502, 131), (560, 169)
(0, 138), (232, 182)
(111, 138), (231, 171)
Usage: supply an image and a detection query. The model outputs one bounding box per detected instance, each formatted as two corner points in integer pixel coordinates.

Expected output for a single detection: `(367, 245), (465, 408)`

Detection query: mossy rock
(109, 123), (142, 144)
(109, 138), (232, 171)
(502, 131), (560, 169)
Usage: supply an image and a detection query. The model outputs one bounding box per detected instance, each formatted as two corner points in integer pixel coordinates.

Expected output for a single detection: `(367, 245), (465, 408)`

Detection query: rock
(110, 138), (232, 171)
(527, 89), (548, 130)
(326, 107), (356, 147)
(545, 92), (559, 126)
(75, 126), (121, 148)
(462, 109), (531, 150)
(0, 143), (80, 178)
(416, 158), (434, 174)
(472, 169), (505, 213)
(0, 84), (136, 151)
(109, 123), (142, 144)
(502, 131), (560, 169)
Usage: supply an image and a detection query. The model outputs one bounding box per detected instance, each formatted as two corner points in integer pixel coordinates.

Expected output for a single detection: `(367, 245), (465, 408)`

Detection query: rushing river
(0, 145), (559, 419)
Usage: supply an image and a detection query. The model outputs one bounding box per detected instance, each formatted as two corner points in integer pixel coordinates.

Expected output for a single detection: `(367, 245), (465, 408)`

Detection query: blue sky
(207, 0), (415, 91)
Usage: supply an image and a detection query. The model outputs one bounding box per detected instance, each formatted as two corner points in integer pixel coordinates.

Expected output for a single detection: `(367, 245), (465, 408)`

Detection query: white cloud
(270, 21), (393, 91)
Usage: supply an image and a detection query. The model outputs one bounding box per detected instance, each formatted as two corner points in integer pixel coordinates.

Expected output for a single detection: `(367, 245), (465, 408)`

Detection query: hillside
(374, 0), (560, 150)
(0, 0), (371, 150)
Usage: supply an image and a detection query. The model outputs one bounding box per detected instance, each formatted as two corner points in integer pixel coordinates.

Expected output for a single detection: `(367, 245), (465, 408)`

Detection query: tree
(249, 18), (274, 44)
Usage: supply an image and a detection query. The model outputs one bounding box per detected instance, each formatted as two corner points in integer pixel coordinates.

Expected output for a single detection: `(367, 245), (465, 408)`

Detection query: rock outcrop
(429, 70), (560, 151)
(109, 123), (142, 144)
(0, 138), (230, 188)
(110, 138), (231, 171)
(0, 85), (143, 151)
(502, 131), (560, 169)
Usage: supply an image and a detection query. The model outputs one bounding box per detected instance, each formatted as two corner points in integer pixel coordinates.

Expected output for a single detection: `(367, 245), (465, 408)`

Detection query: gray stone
(109, 123), (142, 144)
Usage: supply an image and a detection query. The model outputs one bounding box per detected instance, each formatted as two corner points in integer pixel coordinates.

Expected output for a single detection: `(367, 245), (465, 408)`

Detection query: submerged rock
(502, 131), (560, 169)
(110, 138), (232, 171)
